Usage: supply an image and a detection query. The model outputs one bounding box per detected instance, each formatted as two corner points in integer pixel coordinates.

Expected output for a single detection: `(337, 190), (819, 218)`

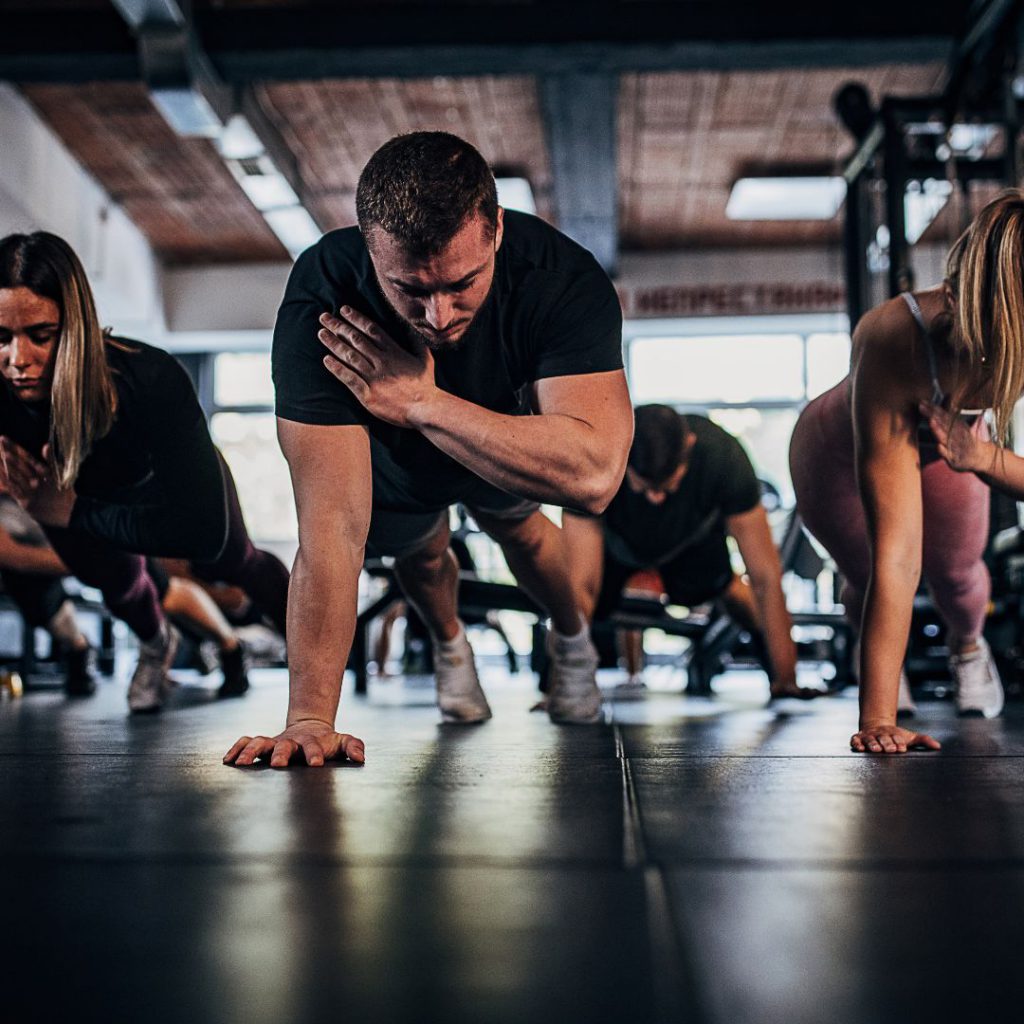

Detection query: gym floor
(2, 665), (1022, 1024)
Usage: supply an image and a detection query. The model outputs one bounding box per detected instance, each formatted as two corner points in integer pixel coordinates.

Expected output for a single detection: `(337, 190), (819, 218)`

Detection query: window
(807, 333), (851, 399)
(211, 413), (297, 543)
(210, 352), (295, 544)
(629, 335), (805, 405)
(214, 352), (275, 407)
(625, 325), (852, 505)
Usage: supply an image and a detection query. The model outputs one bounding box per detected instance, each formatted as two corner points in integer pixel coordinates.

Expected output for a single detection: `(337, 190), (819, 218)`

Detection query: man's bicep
(531, 370), (633, 432)
(278, 419), (373, 547)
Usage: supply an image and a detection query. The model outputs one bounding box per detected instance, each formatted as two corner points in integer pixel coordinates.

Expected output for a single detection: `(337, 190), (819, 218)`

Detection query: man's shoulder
(689, 415), (749, 465)
(501, 211), (607, 277)
(293, 226), (370, 284)
(314, 225), (367, 257)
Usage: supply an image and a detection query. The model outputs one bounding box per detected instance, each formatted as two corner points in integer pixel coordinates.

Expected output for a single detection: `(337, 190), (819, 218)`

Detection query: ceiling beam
(540, 73), (618, 273)
(0, 2), (964, 83)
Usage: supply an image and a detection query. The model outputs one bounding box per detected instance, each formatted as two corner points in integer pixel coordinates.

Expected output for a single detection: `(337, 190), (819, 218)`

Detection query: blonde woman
(790, 189), (1024, 754)
(0, 231), (288, 712)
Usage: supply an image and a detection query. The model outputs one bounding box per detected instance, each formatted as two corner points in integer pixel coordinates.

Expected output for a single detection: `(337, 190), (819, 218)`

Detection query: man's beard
(379, 278), (495, 354)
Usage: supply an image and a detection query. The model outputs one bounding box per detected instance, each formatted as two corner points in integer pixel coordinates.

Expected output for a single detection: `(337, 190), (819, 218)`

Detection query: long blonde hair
(0, 232), (117, 487)
(946, 189), (1024, 443)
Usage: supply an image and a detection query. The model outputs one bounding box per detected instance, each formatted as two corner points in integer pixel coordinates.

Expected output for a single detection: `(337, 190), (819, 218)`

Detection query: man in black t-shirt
(564, 405), (821, 700)
(226, 132), (633, 769)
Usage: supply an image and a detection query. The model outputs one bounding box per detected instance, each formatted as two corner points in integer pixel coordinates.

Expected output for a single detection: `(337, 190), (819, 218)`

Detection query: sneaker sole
(440, 708), (492, 724)
(957, 707), (1003, 719)
(548, 707), (603, 725)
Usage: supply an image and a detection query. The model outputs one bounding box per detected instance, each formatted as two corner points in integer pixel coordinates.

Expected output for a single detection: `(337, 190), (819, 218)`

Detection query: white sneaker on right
(546, 630), (603, 724)
(127, 622), (179, 714)
(896, 669), (917, 718)
(951, 637), (1005, 718)
(610, 675), (648, 701)
(434, 629), (492, 724)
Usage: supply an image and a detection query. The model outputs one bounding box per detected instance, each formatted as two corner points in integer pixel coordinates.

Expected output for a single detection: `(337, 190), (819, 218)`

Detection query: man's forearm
(409, 390), (612, 513)
(285, 543), (362, 727)
(751, 578), (797, 685)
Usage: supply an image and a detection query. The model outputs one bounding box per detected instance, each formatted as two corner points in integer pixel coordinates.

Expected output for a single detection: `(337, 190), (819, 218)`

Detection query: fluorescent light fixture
(726, 177), (846, 221)
(263, 205), (321, 257)
(904, 178), (953, 244)
(496, 177), (536, 215)
(234, 166), (301, 212)
(150, 86), (221, 138)
(217, 113), (264, 161)
(214, 113), (323, 258)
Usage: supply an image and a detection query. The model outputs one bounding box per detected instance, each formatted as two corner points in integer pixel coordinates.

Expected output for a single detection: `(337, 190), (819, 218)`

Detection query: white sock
(435, 623), (468, 656)
(551, 619), (590, 656)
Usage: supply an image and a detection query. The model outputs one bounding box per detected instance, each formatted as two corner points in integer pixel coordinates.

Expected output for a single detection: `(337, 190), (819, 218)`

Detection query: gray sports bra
(905, 292), (983, 452)
(900, 291), (945, 405)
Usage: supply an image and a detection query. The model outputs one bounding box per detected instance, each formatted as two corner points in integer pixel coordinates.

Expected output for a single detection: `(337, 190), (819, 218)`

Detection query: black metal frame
(839, 1), (1024, 329)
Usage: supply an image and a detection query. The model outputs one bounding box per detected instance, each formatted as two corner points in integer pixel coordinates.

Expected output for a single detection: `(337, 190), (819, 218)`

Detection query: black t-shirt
(272, 210), (624, 512)
(0, 339), (226, 559)
(601, 415), (761, 569)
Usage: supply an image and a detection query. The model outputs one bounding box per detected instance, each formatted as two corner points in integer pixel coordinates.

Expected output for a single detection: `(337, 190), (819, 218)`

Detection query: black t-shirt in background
(601, 415), (761, 569)
(0, 339), (226, 559)
(272, 210), (624, 512)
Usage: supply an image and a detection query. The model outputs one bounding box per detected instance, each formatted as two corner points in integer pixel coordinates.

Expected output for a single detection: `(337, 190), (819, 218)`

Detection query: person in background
(564, 405), (820, 701)
(789, 189), (1024, 753)
(0, 231), (289, 713)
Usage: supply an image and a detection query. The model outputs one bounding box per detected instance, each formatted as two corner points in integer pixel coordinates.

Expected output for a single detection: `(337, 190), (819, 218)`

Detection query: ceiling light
(150, 86), (221, 138)
(263, 206), (321, 258)
(726, 177), (846, 221)
(217, 113), (264, 161)
(228, 159), (301, 212)
(496, 177), (536, 215)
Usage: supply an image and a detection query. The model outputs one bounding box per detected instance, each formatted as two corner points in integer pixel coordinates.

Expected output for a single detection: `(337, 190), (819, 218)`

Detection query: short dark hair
(629, 405), (689, 483)
(355, 132), (499, 257)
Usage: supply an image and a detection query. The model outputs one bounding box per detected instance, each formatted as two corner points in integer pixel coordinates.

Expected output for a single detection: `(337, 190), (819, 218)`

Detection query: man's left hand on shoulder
(318, 307), (439, 428)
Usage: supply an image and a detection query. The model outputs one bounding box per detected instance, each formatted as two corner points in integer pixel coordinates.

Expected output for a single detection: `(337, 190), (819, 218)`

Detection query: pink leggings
(789, 380), (991, 640)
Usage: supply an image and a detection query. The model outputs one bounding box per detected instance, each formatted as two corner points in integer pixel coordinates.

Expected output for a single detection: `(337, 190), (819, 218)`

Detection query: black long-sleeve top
(0, 338), (227, 560)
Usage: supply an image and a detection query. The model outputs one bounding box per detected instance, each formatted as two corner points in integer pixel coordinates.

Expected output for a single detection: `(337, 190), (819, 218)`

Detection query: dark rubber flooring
(2, 666), (1023, 1024)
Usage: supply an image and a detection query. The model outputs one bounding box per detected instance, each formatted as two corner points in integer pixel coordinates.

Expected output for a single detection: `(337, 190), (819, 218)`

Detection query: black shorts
(594, 529), (735, 620)
(365, 473), (540, 559)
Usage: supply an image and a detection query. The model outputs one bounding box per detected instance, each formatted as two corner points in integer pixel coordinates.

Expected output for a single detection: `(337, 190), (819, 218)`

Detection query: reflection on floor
(2, 662), (1022, 1024)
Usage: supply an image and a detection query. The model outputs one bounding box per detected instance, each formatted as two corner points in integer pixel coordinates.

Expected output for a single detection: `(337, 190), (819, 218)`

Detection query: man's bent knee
(394, 518), (453, 575)
(475, 508), (547, 552)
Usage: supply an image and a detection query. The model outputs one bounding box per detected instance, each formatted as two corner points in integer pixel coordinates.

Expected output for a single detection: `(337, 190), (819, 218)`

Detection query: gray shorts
(365, 479), (540, 559)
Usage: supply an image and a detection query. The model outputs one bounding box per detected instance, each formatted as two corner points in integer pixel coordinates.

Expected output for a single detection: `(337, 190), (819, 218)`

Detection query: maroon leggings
(790, 379), (991, 641)
(45, 457), (289, 643)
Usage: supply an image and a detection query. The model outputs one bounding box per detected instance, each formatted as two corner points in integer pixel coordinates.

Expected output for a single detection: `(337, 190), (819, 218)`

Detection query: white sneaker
(127, 622), (179, 714)
(897, 668), (917, 718)
(434, 628), (492, 724)
(951, 637), (1004, 718)
(546, 629), (603, 724)
(611, 675), (648, 701)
